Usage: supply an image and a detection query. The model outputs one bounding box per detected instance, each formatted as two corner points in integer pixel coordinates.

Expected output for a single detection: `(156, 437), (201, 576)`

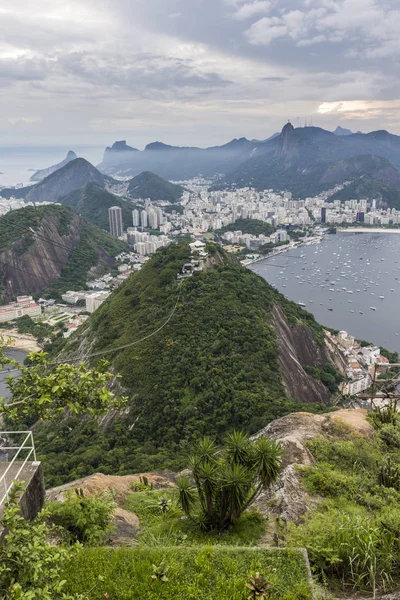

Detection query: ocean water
(0, 146), (104, 187)
(249, 232), (400, 354)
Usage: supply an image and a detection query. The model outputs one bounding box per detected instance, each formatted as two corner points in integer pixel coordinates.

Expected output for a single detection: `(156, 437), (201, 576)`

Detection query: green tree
(0, 348), (127, 421)
(177, 431), (282, 531)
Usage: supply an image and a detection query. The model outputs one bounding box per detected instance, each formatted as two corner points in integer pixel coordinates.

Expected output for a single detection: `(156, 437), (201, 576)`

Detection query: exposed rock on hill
(30, 150), (77, 182)
(333, 126), (353, 136)
(46, 472), (175, 504)
(272, 305), (330, 405)
(252, 410), (373, 523)
(0, 205), (126, 301)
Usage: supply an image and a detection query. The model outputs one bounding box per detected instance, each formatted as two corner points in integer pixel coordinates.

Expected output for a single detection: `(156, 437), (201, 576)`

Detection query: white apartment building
(85, 291), (110, 313)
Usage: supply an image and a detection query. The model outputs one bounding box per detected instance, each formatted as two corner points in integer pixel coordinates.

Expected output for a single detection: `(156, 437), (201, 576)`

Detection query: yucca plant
(151, 561), (169, 583)
(176, 431), (282, 531)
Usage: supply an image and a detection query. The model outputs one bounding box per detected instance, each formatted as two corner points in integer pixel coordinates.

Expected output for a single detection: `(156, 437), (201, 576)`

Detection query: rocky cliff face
(272, 305), (331, 405)
(0, 205), (125, 302)
(0, 211), (81, 301)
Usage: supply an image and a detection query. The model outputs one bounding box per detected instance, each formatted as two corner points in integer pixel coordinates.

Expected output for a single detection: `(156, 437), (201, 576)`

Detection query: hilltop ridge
(35, 242), (342, 485)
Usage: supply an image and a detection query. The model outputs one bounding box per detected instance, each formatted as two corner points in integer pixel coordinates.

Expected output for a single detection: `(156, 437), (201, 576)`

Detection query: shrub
(48, 488), (116, 545)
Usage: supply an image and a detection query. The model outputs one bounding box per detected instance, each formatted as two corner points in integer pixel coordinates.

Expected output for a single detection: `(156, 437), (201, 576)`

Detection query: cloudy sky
(1, 0), (400, 149)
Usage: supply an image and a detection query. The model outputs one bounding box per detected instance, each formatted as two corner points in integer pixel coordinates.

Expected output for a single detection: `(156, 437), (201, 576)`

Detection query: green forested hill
(127, 171), (184, 202)
(34, 243), (332, 485)
(218, 218), (275, 236)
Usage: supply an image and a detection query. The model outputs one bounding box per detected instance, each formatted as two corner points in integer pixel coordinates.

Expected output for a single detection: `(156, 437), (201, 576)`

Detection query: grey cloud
(260, 76), (288, 82)
(1, 0), (400, 148)
(57, 51), (232, 91)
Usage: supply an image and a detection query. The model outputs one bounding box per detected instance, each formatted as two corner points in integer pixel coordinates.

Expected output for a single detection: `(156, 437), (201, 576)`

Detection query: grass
(287, 421), (400, 595)
(123, 488), (266, 547)
(63, 546), (313, 599)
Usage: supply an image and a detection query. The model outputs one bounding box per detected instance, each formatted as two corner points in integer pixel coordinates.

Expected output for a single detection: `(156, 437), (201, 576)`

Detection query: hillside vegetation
(34, 243), (333, 485)
(59, 182), (139, 231)
(218, 218), (275, 236)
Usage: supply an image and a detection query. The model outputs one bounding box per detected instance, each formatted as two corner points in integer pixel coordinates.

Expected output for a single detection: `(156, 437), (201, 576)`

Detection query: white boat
(379, 296), (384, 299)
(370, 307), (377, 311)
(298, 302), (306, 307)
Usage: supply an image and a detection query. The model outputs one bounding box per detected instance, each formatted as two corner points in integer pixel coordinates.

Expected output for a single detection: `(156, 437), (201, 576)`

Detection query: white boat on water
(370, 307), (377, 311)
(298, 302), (306, 307)
(379, 296), (384, 299)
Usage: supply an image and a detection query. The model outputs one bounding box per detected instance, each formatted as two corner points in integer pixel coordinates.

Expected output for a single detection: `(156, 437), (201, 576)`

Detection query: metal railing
(0, 431), (37, 507)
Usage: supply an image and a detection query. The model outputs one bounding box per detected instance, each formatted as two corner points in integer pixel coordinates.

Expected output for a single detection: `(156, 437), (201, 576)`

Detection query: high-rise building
(132, 209), (140, 227)
(357, 212), (365, 223)
(140, 210), (148, 229)
(157, 208), (164, 226)
(108, 206), (123, 237)
(148, 209), (158, 230)
(321, 207), (327, 223)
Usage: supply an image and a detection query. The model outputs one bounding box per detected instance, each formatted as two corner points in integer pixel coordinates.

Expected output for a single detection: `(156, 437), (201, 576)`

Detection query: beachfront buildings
(0, 296), (41, 323)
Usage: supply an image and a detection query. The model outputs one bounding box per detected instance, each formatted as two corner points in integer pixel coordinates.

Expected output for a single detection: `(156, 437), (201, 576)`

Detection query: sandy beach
(0, 329), (40, 352)
(338, 228), (400, 234)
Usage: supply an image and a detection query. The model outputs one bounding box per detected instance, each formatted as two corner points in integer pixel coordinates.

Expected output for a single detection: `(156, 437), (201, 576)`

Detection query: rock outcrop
(252, 410), (373, 523)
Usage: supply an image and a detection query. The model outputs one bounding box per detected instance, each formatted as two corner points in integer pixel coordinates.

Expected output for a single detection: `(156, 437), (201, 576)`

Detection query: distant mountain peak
(333, 126), (353, 136)
(276, 122), (298, 159)
(30, 150), (78, 182)
(144, 142), (173, 151)
(108, 141), (138, 152)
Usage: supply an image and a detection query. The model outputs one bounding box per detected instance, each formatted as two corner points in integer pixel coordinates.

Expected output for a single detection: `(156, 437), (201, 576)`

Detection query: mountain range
(0, 160), (184, 232)
(0, 204), (126, 301)
(95, 123), (400, 205)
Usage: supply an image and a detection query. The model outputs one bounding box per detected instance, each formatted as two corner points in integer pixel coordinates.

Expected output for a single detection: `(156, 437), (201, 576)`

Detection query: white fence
(0, 431), (37, 507)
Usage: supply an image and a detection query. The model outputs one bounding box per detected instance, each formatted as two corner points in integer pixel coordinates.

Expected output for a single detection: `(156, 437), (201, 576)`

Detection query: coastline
(242, 235), (324, 266)
(0, 329), (40, 352)
(337, 228), (400, 234)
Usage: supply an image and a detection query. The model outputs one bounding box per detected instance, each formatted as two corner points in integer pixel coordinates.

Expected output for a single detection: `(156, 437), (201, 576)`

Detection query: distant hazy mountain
(59, 182), (137, 231)
(127, 171), (184, 202)
(24, 158), (106, 204)
(97, 137), (258, 179)
(30, 150), (77, 182)
(333, 126), (353, 136)
(213, 123), (400, 204)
